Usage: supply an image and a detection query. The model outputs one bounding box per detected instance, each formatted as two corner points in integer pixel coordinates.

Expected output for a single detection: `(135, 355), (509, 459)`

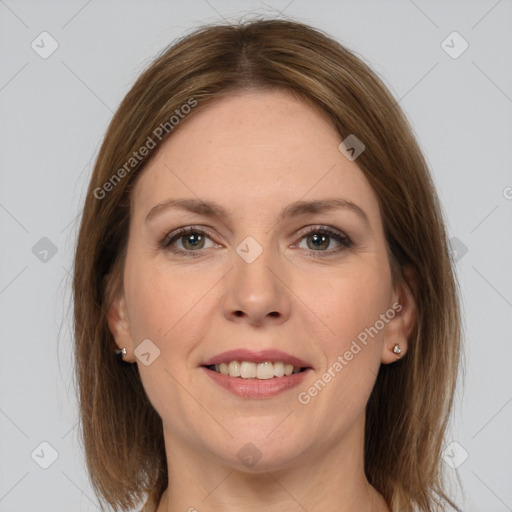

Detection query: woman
(73, 18), (461, 512)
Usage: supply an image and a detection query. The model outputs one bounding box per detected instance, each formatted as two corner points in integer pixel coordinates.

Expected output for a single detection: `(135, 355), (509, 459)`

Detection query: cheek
(290, 262), (393, 440)
(122, 256), (210, 430)
(303, 260), (391, 403)
(124, 273), (172, 341)
(309, 260), (392, 344)
(124, 252), (211, 341)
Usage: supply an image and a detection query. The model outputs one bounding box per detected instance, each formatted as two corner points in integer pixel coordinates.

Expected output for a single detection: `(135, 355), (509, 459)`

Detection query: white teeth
(240, 361), (257, 378)
(211, 360), (304, 379)
(257, 362), (274, 380)
(273, 361), (285, 377)
(228, 360), (241, 377)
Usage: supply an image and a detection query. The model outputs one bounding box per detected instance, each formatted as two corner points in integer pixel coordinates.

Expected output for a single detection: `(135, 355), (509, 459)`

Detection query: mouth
(204, 361), (308, 379)
(201, 349), (313, 398)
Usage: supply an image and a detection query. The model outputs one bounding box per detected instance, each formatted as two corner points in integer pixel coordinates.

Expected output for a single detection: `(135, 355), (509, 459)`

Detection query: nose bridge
(223, 232), (290, 324)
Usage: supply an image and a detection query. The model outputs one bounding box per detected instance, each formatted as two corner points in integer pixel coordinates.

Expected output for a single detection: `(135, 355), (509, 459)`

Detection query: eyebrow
(145, 197), (370, 227)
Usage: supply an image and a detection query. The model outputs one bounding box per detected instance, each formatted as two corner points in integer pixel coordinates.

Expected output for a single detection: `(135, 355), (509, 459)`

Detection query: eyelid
(291, 225), (353, 253)
(160, 225), (220, 249)
(294, 224), (349, 240)
(159, 224), (353, 257)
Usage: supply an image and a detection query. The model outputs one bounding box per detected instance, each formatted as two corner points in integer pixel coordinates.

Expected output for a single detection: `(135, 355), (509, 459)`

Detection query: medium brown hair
(73, 18), (462, 511)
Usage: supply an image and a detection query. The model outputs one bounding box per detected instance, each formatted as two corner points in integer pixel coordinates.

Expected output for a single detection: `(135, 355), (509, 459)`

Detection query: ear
(107, 294), (136, 363)
(381, 265), (417, 364)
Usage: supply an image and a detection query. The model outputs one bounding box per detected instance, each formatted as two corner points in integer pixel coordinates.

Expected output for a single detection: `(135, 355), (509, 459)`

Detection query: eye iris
(308, 233), (329, 250)
(183, 232), (204, 250)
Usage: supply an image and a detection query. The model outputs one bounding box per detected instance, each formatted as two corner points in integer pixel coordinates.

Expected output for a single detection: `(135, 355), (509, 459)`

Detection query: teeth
(210, 360), (304, 379)
(273, 361), (285, 377)
(228, 361), (241, 377)
(257, 362), (274, 380)
(240, 361), (257, 378)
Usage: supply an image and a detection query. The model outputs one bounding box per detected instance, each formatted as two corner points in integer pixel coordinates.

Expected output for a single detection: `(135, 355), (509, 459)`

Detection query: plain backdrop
(1, 1), (511, 511)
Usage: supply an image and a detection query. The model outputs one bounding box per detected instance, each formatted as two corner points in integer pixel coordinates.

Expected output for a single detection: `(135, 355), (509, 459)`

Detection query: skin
(108, 90), (416, 512)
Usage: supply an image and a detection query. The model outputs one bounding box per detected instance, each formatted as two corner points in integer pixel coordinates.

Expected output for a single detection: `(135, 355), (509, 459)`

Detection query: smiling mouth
(204, 360), (308, 380)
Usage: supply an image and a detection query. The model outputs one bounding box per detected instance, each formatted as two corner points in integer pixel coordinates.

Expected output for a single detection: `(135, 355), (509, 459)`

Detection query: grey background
(1, 0), (511, 510)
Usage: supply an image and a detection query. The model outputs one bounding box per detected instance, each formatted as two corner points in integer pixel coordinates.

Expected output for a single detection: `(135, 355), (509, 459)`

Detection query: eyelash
(159, 225), (353, 259)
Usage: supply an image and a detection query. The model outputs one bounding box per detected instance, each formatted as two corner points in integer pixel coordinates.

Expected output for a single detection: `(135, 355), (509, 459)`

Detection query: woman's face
(109, 90), (411, 473)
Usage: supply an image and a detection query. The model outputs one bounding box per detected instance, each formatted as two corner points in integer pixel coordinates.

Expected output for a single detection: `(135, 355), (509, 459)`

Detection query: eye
(159, 225), (353, 258)
(295, 226), (353, 256)
(160, 227), (219, 256)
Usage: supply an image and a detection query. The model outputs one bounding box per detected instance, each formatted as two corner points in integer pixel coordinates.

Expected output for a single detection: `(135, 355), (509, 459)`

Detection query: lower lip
(201, 367), (311, 398)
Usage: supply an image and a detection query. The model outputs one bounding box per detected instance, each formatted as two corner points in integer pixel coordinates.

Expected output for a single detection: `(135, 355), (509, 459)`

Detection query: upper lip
(202, 349), (312, 369)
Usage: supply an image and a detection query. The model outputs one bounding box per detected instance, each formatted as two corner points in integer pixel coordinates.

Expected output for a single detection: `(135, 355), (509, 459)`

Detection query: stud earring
(392, 344), (402, 356)
(115, 347), (127, 360)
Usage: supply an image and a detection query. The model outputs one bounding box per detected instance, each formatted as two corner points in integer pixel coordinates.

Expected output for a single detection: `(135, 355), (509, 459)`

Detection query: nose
(222, 241), (292, 327)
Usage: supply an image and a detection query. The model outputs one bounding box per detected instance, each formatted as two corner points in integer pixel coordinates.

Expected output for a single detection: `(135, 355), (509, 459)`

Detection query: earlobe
(381, 266), (418, 364)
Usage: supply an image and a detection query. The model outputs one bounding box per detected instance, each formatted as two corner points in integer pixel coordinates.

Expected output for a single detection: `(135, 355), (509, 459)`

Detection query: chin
(207, 428), (308, 473)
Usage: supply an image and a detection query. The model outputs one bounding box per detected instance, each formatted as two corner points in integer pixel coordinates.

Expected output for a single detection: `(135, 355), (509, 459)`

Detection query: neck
(155, 414), (390, 512)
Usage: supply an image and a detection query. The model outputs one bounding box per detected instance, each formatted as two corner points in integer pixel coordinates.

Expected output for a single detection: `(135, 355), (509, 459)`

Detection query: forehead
(131, 90), (380, 221)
